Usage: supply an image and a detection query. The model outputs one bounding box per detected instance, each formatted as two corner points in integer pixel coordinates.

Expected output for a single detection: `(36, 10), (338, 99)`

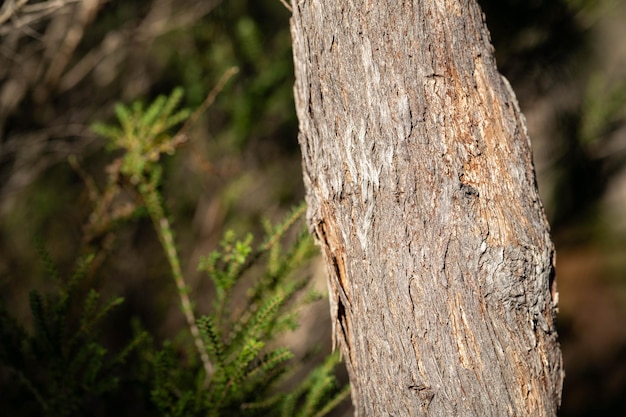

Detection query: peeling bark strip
(291, 1), (564, 416)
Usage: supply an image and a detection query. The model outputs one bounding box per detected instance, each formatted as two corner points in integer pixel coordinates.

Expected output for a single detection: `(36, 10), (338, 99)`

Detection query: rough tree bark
(290, 1), (564, 416)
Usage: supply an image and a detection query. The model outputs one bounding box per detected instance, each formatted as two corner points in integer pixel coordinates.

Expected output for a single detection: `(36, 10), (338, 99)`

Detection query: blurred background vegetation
(1, 0), (625, 415)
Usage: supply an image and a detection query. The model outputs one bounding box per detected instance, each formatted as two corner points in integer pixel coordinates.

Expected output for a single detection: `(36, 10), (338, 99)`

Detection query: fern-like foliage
(29, 85), (348, 417)
(92, 87), (191, 185)
(150, 208), (349, 417)
(0, 247), (150, 417)
(91, 88), (215, 380)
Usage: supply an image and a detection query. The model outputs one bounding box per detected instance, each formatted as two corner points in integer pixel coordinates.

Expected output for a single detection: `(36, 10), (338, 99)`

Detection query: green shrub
(0, 87), (349, 416)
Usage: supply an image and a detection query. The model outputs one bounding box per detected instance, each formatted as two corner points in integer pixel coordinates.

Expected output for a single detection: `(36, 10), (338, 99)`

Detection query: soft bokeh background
(1, 0), (625, 415)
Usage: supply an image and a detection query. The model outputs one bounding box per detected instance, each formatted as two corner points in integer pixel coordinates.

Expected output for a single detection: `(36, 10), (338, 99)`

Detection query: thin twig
(0, 0), (30, 26)
(279, 0), (292, 13)
(150, 205), (215, 381)
(0, 0), (83, 35)
(175, 66), (239, 140)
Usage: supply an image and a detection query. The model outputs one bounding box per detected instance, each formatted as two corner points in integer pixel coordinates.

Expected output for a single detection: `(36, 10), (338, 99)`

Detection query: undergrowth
(0, 81), (349, 416)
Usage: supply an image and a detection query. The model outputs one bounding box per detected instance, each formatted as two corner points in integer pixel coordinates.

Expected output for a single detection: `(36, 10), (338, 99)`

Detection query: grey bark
(290, 0), (564, 416)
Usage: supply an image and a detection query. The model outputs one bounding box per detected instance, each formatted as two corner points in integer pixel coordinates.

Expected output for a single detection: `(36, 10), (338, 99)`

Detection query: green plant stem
(140, 185), (214, 382)
(14, 368), (48, 411)
(310, 385), (351, 417)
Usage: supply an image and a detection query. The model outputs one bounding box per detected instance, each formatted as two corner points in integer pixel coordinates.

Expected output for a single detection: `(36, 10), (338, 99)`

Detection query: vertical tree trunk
(290, 1), (563, 416)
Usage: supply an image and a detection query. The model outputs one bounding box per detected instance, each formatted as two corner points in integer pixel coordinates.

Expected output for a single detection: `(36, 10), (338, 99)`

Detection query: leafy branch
(91, 68), (238, 383)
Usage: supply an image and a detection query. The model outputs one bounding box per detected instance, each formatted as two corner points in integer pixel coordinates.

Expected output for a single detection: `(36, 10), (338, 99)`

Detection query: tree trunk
(290, 1), (564, 416)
